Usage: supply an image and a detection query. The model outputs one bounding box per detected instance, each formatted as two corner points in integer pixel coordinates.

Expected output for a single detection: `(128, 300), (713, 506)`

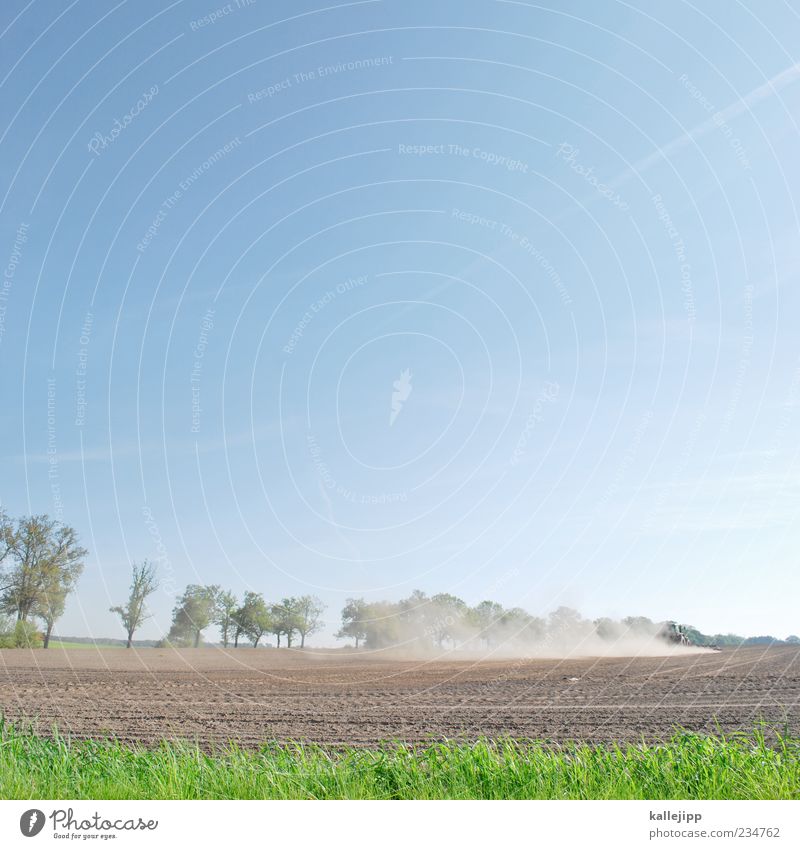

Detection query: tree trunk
(194, 629), (201, 648)
(300, 633), (305, 648)
(253, 635), (260, 648)
(276, 633), (281, 648)
(126, 630), (133, 649)
(43, 622), (54, 648)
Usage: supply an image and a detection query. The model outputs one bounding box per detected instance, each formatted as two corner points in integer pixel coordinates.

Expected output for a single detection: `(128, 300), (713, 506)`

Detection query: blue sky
(1, 0), (799, 643)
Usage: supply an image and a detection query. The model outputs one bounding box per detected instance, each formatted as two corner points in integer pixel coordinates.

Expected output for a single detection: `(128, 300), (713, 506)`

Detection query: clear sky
(1, 0), (798, 643)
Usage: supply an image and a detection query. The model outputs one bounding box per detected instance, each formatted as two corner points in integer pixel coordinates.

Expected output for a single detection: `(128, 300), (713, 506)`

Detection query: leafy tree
(428, 593), (467, 647)
(787, 635), (800, 645)
(399, 589), (429, 621)
(13, 620), (43, 648)
(35, 575), (69, 649)
(0, 510), (14, 575)
(166, 584), (219, 647)
(0, 614), (15, 648)
(335, 597), (368, 648)
(214, 590), (238, 648)
(710, 633), (745, 646)
(110, 561), (159, 648)
(502, 607), (543, 642)
(294, 595), (326, 648)
(361, 600), (403, 648)
(594, 617), (619, 640)
(470, 600), (505, 646)
(0, 616), (43, 648)
(270, 598), (302, 647)
(235, 592), (272, 647)
(743, 635), (780, 645)
(622, 616), (657, 635)
(0, 515), (86, 622)
(231, 605), (246, 648)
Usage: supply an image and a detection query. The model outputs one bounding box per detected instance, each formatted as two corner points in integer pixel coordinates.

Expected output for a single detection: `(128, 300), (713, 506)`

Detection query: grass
(48, 641), (124, 650)
(0, 724), (797, 800)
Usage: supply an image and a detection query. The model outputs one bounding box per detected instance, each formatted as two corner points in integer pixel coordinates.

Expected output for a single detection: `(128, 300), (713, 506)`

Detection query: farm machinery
(659, 621), (721, 650)
(659, 621), (693, 646)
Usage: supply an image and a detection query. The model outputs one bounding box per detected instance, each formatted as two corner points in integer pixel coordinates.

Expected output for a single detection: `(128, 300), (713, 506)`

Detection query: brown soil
(0, 645), (797, 747)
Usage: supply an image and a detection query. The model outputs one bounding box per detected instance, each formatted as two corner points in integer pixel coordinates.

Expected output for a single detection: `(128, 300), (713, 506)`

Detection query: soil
(0, 645), (797, 747)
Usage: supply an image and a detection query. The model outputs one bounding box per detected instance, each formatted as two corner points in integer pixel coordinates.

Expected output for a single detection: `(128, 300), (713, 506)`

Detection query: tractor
(659, 621), (692, 646)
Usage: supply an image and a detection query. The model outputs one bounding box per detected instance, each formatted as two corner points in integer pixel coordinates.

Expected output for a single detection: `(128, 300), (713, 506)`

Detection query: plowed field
(1, 645), (797, 746)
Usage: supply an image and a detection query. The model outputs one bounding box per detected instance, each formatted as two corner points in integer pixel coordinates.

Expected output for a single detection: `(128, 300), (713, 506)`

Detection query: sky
(0, 0), (799, 644)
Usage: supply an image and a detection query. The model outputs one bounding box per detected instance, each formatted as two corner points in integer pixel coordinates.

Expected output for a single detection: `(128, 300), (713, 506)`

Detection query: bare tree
(294, 595), (326, 648)
(110, 561), (159, 648)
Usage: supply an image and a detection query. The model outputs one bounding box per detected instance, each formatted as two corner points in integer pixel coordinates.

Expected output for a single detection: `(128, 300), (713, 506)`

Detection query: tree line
(333, 590), (800, 650)
(333, 591), (605, 650)
(0, 511), (329, 650)
(2, 511), (796, 651)
(159, 584), (326, 648)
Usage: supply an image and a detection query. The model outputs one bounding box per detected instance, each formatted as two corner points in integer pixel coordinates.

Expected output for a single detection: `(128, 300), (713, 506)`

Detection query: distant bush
(0, 618), (44, 648)
(0, 616), (14, 648)
(742, 636), (781, 646)
(13, 621), (44, 648)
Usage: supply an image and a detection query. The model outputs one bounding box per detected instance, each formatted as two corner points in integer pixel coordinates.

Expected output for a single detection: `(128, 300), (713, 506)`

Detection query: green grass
(48, 640), (124, 650)
(0, 724), (797, 800)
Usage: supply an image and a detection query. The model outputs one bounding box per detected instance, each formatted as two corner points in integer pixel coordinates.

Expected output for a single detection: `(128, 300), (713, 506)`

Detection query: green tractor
(659, 621), (692, 646)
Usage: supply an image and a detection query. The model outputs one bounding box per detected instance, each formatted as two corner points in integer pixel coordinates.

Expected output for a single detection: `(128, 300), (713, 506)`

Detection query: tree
(428, 593), (467, 647)
(0, 619), (44, 649)
(335, 597), (369, 648)
(501, 607), (542, 643)
(362, 600), (403, 648)
(621, 616), (657, 636)
(110, 561), (159, 648)
(231, 605), (246, 648)
(594, 616), (619, 641)
(787, 635), (800, 645)
(215, 590), (238, 648)
(270, 598), (302, 647)
(35, 575), (68, 649)
(0, 515), (86, 623)
(470, 600), (505, 646)
(0, 510), (14, 578)
(546, 606), (593, 649)
(166, 584), (219, 647)
(0, 614), (42, 648)
(294, 595), (326, 648)
(399, 589), (429, 622)
(235, 592), (272, 647)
